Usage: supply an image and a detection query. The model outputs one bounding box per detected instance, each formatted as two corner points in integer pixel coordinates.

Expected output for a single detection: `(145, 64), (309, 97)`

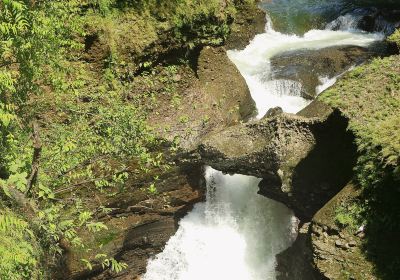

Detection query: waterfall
(143, 168), (295, 280)
(227, 27), (383, 118)
(143, 8), (384, 280)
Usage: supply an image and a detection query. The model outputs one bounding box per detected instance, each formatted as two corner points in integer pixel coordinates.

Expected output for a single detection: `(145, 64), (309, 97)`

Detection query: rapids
(143, 2), (385, 280)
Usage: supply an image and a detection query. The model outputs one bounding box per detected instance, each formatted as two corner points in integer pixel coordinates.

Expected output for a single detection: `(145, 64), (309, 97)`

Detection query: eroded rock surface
(311, 183), (375, 280)
(199, 101), (356, 220)
(276, 223), (324, 280)
(62, 165), (205, 280)
(225, 2), (267, 50)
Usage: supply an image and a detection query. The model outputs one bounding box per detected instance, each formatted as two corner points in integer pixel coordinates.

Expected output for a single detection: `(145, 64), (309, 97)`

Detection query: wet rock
(225, 2), (266, 50)
(270, 45), (384, 99)
(328, 7), (400, 34)
(62, 165), (206, 280)
(276, 223), (323, 280)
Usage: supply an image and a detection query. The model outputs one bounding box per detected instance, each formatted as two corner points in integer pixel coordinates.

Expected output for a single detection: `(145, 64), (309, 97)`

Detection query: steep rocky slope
(198, 51), (400, 280)
(59, 2), (266, 279)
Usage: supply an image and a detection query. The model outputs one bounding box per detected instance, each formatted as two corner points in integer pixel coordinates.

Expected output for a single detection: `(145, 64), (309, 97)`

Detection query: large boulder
(270, 45), (387, 99)
(276, 183), (375, 280)
(199, 101), (356, 220)
(327, 7), (400, 34)
(147, 46), (256, 150)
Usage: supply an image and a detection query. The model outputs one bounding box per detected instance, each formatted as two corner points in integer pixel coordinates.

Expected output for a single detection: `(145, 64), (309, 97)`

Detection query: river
(142, 2), (387, 279)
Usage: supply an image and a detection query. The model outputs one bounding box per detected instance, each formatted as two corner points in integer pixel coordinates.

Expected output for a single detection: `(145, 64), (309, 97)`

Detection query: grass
(320, 54), (400, 279)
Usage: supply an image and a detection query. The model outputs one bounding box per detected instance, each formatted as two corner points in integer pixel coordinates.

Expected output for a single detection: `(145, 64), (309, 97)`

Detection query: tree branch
(26, 121), (42, 195)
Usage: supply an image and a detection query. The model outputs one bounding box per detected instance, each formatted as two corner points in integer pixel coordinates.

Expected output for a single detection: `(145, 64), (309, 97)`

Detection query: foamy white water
(227, 21), (384, 118)
(143, 12), (385, 280)
(143, 168), (295, 280)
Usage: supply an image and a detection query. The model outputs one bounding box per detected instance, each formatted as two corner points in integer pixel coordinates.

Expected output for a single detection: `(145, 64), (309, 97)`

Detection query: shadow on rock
(259, 109), (357, 220)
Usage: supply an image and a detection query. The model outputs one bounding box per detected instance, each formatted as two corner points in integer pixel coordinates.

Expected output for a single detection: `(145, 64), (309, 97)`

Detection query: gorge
(142, 2), (398, 280)
(0, 1), (398, 280)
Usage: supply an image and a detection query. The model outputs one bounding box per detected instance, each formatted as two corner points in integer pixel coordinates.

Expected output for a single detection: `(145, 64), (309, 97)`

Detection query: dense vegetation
(321, 33), (400, 278)
(0, 0), (254, 278)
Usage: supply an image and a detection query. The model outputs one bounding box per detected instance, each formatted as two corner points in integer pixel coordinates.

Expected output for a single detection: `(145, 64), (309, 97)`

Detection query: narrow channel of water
(143, 168), (295, 280)
(143, 4), (385, 280)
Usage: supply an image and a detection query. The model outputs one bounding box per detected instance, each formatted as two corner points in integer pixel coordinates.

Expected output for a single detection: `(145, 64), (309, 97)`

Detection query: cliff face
(63, 166), (206, 280)
(318, 54), (400, 280)
(61, 2), (265, 279)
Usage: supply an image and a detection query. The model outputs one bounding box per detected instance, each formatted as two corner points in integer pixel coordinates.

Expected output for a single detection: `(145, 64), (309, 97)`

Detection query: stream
(143, 2), (390, 280)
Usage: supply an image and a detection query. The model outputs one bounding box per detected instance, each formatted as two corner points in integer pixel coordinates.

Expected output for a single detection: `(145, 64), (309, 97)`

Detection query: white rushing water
(227, 17), (384, 118)
(143, 12), (384, 280)
(143, 168), (296, 280)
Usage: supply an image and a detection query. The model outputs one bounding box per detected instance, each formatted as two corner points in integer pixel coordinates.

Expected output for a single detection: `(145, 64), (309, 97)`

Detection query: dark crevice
(259, 110), (357, 221)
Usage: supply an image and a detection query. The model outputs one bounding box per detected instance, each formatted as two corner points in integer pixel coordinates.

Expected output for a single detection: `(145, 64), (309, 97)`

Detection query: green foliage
(320, 56), (400, 182)
(0, 210), (42, 280)
(335, 202), (363, 229)
(95, 0), (116, 15)
(388, 29), (400, 50)
(95, 254), (128, 272)
(0, 0), (252, 278)
(0, 0), (124, 277)
(169, 0), (236, 46)
(147, 182), (158, 195)
(81, 254), (128, 273)
(320, 55), (400, 278)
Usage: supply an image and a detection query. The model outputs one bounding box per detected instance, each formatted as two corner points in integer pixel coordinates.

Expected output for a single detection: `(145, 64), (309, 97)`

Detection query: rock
(148, 46), (256, 151)
(335, 240), (343, 247)
(276, 223), (322, 280)
(172, 74), (181, 82)
(225, 2), (266, 50)
(262, 106), (283, 119)
(311, 183), (376, 279)
(335, 240), (348, 250)
(61, 165), (206, 280)
(328, 7), (400, 34)
(356, 232), (366, 239)
(199, 105), (357, 220)
(311, 226), (322, 236)
(270, 45), (385, 99)
(355, 224), (365, 235)
(199, 112), (317, 182)
(348, 241), (357, 247)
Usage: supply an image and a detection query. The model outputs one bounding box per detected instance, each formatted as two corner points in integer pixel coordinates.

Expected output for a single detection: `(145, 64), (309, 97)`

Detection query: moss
(320, 55), (400, 173)
(319, 55), (400, 279)
(388, 29), (400, 50)
(83, 0), (255, 72)
(96, 231), (118, 247)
